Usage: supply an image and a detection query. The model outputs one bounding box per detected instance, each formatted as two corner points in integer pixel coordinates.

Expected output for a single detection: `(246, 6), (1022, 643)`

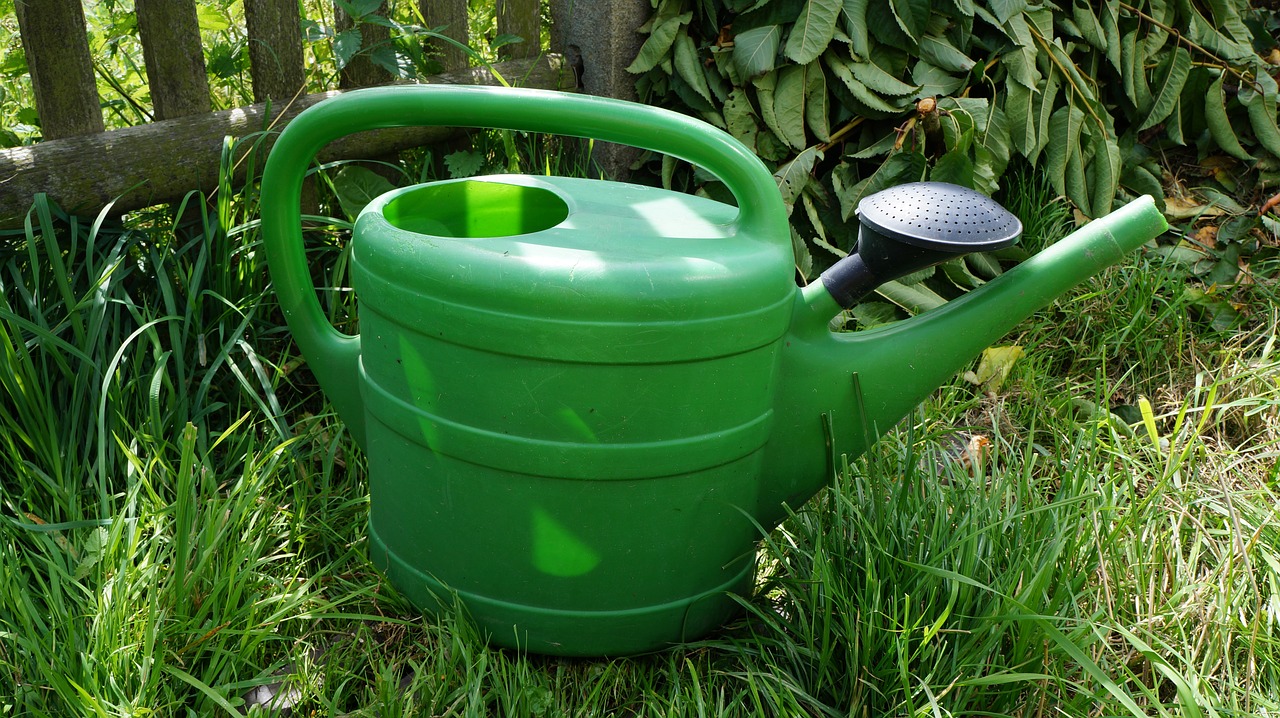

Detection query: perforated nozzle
(820, 182), (1023, 309)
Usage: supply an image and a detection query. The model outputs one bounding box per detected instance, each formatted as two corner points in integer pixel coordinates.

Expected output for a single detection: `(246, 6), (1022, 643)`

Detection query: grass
(1, 142), (1279, 716)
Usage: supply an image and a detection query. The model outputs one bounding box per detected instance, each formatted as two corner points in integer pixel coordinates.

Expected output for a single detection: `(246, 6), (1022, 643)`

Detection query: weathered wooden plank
(13, 0), (104, 139)
(335, 2), (393, 89)
(0, 56), (577, 227)
(419, 0), (471, 71)
(135, 0), (213, 119)
(244, 0), (308, 102)
(497, 0), (541, 59)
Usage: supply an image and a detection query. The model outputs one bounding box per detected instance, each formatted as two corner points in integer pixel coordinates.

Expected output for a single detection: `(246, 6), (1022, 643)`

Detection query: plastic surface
(856, 181), (1023, 250)
(261, 84), (1169, 656)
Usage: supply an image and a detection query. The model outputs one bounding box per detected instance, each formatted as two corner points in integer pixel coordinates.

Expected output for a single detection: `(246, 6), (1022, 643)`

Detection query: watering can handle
(261, 85), (788, 446)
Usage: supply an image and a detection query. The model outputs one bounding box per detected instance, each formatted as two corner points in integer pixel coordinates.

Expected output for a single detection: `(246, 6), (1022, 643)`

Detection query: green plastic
(261, 85), (1168, 656)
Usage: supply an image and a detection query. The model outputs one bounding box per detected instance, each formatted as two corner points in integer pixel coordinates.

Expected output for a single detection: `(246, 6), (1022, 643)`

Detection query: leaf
(964, 345), (1024, 392)
(790, 226), (815, 279)
(842, 0), (870, 57)
(941, 257), (985, 289)
(851, 301), (901, 327)
(333, 165), (396, 219)
(875, 279), (947, 313)
(333, 28), (363, 70)
(1138, 47), (1191, 131)
(1242, 73), (1280, 158)
(990, 0), (1027, 23)
(1046, 104), (1084, 200)
(724, 88), (759, 147)
(826, 54), (901, 112)
(849, 58), (919, 96)
(1087, 130), (1120, 217)
(802, 192), (847, 257)
(804, 62), (832, 141)
(444, 150), (484, 178)
(1120, 29), (1151, 110)
(733, 25), (782, 78)
(837, 151), (927, 219)
(196, 4), (232, 32)
(774, 146), (824, 215)
(919, 35), (975, 73)
(931, 149), (974, 187)
(1072, 1), (1105, 51)
(775, 66), (809, 149)
(912, 60), (966, 98)
(627, 10), (692, 74)
(889, 0), (930, 43)
(674, 29), (713, 104)
(785, 0), (842, 64)
(1205, 73), (1255, 161)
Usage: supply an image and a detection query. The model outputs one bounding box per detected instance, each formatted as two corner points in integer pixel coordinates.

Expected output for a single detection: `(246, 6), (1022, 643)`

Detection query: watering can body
(262, 85), (1168, 656)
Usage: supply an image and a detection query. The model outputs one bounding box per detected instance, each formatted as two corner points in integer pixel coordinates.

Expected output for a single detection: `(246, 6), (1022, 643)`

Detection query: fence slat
(335, 2), (393, 88)
(13, 0), (103, 139)
(244, 0), (308, 102)
(419, 0), (470, 71)
(0, 56), (577, 228)
(497, 0), (540, 59)
(135, 0), (213, 119)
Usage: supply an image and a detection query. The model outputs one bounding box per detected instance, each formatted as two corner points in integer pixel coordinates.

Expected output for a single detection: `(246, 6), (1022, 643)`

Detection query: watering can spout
(758, 194), (1168, 526)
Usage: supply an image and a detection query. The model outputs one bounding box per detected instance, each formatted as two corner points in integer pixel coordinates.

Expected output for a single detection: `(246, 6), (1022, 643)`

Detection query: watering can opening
(382, 179), (570, 239)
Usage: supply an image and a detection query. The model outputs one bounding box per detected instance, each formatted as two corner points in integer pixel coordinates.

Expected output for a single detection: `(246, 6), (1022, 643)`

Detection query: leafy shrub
(627, 0), (1279, 283)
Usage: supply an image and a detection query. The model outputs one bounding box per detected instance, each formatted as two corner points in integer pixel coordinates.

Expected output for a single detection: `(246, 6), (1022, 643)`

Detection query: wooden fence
(0, 0), (613, 227)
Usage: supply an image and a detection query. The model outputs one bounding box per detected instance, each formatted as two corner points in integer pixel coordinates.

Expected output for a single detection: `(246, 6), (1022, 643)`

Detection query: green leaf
(1242, 73), (1280, 158)
(1138, 47), (1190, 131)
(775, 66), (809, 149)
(966, 251), (1003, 279)
(733, 25), (782, 78)
(785, 0), (842, 64)
(931, 149), (974, 187)
(804, 62), (832, 141)
(1087, 130), (1120, 217)
(842, 0), (870, 57)
(889, 0), (930, 43)
(674, 29), (713, 103)
(837, 151), (927, 218)
(912, 60), (966, 97)
(851, 301), (901, 327)
(753, 73), (789, 153)
(1071, 1), (1105, 51)
(802, 192), (848, 257)
(333, 28), (363, 70)
(849, 58), (918, 96)
(826, 54), (901, 112)
(876, 278), (947, 313)
(790, 226), (815, 279)
(1101, 0), (1121, 71)
(774, 146), (824, 215)
(724, 88), (759, 147)
(196, 4), (232, 32)
(990, 0), (1027, 23)
(1046, 104), (1084, 201)
(941, 257), (985, 289)
(443, 150), (484, 179)
(919, 34), (975, 73)
(1120, 29), (1151, 110)
(333, 165), (396, 219)
(627, 11), (692, 74)
(1205, 73), (1254, 161)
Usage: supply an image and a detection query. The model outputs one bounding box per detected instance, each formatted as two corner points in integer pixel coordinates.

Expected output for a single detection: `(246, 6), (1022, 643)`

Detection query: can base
(368, 522), (754, 656)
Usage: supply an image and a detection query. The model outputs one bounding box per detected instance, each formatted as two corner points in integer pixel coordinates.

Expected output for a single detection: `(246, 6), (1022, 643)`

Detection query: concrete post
(549, 0), (652, 179)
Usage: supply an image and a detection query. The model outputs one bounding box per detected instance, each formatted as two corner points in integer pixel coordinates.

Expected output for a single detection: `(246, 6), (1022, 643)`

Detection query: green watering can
(262, 85), (1167, 656)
